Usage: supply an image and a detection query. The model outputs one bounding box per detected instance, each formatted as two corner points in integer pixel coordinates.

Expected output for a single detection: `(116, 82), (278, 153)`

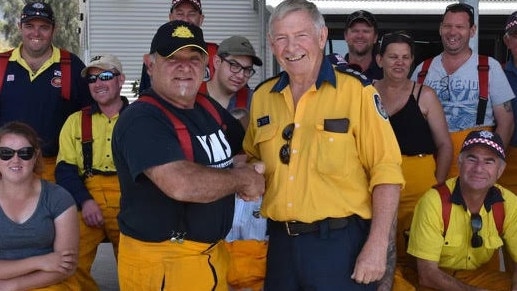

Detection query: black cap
(150, 20), (207, 58)
(345, 10), (377, 32)
(171, 0), (202, 12)
(21, 2), (55, 25)
(460, 130), (506, 161)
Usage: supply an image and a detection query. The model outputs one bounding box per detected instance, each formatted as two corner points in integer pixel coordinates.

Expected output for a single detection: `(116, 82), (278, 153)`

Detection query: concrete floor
(91, 243), (119, 291)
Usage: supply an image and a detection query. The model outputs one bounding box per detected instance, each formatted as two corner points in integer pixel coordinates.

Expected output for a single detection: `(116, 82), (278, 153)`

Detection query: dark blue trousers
(264, 216), (376, 291)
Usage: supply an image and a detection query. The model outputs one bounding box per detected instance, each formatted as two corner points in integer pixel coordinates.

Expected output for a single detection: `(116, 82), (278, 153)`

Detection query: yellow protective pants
(224, 240), (267, 291)
(42, 157), (57, 182)
(448, 127), (492, 178)
(118, 233), (229, 291)
(393, 154), (436, 291)
(419, 263), (512, 291)
(498, 146), (517, 195)
(74, 175), (121, 291)
(31, 275), (79, 291)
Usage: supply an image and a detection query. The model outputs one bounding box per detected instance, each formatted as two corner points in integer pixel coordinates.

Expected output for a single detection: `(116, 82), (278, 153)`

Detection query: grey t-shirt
(0, 180), (75, 259)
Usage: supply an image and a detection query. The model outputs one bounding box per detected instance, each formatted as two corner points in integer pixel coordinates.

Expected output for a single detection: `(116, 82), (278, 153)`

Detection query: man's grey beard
(178, 84), (188, 97)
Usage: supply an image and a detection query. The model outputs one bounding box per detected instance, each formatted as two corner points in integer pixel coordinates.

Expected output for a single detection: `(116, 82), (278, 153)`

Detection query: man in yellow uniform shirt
(408, 130), (517, 290)
(242, 0), (404, 290)
(55, 54), (128, 290)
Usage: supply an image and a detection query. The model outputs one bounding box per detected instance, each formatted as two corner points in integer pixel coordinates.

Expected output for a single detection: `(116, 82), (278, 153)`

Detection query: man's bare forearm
(145, 160), (264, 203)
(377, 217), (397, 291)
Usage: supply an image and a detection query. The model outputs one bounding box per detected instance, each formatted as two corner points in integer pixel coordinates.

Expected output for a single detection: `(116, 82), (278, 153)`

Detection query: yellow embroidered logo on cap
(171, 26), (194, 38)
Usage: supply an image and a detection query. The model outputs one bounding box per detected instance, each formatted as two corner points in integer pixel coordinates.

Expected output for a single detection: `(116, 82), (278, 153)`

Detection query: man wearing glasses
(0, 2), (92, 181)
(204, 35), (262, 127)
(203, 35), (267, 291)
(55, 54), (128, 291)
(408, 130), (517, 290)
(411, 3), (515, 179)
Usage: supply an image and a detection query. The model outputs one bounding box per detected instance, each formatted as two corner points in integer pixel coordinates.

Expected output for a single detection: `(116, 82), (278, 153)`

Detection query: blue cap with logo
(21, 2), (55, 25)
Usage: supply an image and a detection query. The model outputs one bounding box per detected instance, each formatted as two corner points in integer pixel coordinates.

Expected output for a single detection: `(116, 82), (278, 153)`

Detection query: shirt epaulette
(335, 65), (372, 86)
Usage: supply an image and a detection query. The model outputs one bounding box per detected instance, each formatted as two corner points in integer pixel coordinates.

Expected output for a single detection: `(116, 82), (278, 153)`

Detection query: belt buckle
(285, 221), (299, 236)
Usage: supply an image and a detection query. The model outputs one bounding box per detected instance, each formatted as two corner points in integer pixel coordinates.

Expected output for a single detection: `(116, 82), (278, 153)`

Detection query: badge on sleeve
(373, 93), (389, 120)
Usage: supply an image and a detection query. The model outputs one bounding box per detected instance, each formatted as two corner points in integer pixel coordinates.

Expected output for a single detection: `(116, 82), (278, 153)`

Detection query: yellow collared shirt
(10, 44), (61, 81)
(243, 64), (404, 223)
(57, 107), (120, 175)
(408, 178), (517, 269)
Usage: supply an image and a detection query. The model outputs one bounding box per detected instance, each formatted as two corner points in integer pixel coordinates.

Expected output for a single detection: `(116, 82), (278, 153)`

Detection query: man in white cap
(112, 20), (265, 290)
(56, 54), (128, 291)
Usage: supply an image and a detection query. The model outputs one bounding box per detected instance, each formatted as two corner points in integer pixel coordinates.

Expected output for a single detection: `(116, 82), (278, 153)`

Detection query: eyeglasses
(0, 147), (35, 161)
(279, 123), (294, 164)
(470, 213), (483, 248)
(220, 56), (256, 78)
(439, 75), (450, 101)
(86, 71), (120, 84)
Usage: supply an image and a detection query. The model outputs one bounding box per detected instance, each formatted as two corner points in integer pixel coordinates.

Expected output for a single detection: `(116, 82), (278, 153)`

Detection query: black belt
(84, 169), (117, 177)
(280, 217), (350, 236)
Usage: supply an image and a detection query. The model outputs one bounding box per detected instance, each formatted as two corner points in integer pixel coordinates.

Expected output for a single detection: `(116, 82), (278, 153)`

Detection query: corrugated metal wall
(81, 0), (266, 98)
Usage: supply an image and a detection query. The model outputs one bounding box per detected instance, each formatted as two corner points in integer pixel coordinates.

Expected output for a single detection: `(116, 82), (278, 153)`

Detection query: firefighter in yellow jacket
(55, 54), (128, 291)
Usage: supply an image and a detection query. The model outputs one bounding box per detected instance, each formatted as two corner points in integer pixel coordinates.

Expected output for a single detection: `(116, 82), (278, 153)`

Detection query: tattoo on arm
(503, 101), (513, 112)
(377, 217), (397, 291)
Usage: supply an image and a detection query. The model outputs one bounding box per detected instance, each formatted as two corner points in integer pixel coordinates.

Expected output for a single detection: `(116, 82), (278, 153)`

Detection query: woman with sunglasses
(0, 122), (79, 290)
(373, 31), (452, 290)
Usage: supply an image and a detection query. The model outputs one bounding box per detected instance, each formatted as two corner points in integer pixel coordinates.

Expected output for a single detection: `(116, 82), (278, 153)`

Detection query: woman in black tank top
(373, 31), (453, 290)
(374, 31), (452, 184)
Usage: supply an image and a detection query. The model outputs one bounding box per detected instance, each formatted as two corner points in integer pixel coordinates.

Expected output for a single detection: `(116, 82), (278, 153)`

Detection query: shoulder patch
(373, 93), (389, 120)
(335, 65), (372, 86)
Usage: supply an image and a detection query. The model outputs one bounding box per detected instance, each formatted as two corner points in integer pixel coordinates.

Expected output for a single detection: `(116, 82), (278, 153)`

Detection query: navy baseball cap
(461, 130), (506, 161)
(150, 20), (207, 58)
(21, 2), (55, 25)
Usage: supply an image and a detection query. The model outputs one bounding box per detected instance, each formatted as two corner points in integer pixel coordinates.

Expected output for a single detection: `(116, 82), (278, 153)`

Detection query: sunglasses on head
(446, 3), (475, 16)
(86, 71), (120, 84)
(0, 147), (35, 161)
(22, 10), (51, 19)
